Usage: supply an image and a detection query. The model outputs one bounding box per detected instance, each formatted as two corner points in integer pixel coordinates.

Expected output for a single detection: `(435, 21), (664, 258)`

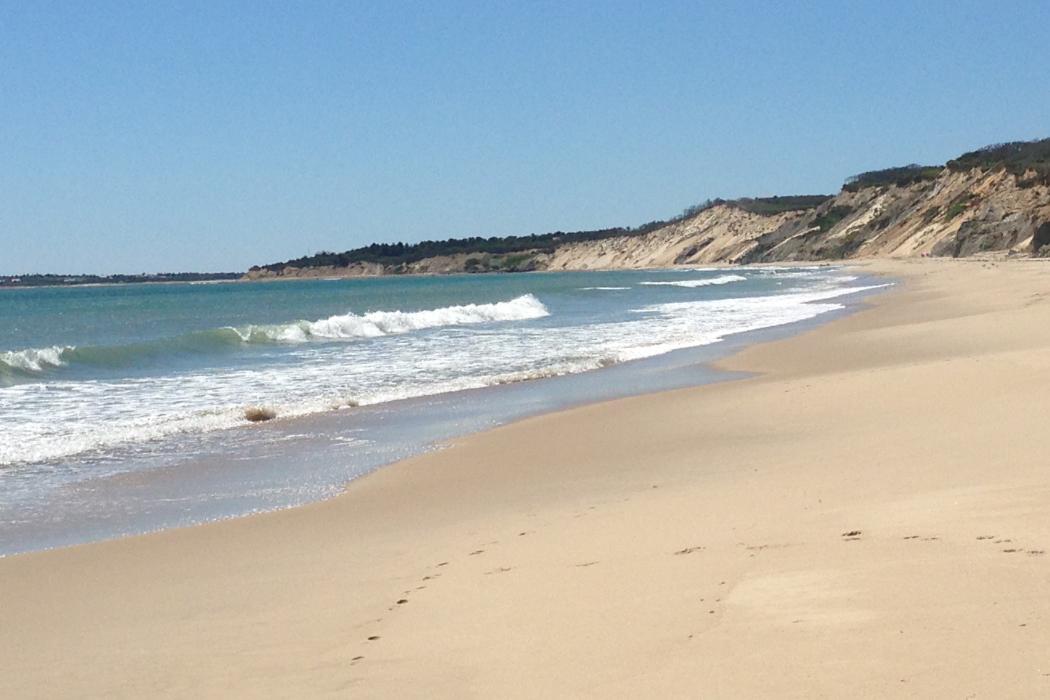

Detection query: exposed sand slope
(749, 169), (1050, 260)
(540, 206), (803, 269)
(4, 258), (1050, 698)
(542, 169), (1050, 268)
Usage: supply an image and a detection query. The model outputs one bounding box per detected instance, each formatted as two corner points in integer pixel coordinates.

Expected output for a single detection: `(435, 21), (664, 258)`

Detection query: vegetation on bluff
(812, 205), (854, 232)
(842, 164), (943, 192)
(730, 195), (832, 215)
(680, 195), (830, 218)
(252, 223), (672, 272)
(255, 196), (830, 273)
(946, 139), (1050, 186)
(839, 140), (1050, 194)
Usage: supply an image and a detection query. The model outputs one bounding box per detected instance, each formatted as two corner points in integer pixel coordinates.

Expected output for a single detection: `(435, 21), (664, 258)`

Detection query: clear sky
(2, 1), (1048, 274)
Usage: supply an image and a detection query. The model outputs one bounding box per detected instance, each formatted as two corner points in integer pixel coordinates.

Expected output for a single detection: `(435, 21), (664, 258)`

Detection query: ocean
(0, 266), (888, 554)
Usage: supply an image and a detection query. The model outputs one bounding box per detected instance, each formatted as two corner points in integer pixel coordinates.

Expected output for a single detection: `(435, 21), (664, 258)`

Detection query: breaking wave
(0, 295), (549, 384)
(640, 274), (747, 288)
(232, 294), (549, 343)
(0, 346), (71, 379)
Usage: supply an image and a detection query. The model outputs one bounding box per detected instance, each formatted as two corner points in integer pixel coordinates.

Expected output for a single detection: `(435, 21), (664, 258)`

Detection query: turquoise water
(0, 266), (887, 554)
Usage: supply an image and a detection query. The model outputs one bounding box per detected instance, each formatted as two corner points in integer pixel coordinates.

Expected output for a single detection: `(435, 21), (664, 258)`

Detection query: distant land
(8, 138), (1049, 286)
(248, 138), (1050, 280)
(0, 272), (241, 288)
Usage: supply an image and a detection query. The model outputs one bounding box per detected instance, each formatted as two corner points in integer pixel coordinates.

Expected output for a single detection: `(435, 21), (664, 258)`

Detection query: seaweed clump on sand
(244, 406), (277, 422)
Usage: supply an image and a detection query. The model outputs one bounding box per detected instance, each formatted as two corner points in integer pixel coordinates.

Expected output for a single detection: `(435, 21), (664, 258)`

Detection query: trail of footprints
(840, 529), (1046, 556)
(352, 527), (542, 666)
(351, 509), (1048, 666)
(351, 492), (666, 666)
(686, 529), (1050, 641)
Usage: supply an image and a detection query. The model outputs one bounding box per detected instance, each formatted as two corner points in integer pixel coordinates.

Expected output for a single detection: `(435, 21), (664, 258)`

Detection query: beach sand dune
(3, 258), (1050, 698)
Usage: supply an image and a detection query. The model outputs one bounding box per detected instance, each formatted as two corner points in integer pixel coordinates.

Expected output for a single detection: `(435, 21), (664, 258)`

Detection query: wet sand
(3, 257), (1050, 698)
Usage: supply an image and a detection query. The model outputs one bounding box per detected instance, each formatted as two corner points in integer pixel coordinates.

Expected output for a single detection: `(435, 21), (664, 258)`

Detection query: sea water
(0, 266), (887, 554)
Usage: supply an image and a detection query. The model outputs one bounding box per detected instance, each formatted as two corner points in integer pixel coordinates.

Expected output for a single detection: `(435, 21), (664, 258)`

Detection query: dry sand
(3, 258), (1050, 698)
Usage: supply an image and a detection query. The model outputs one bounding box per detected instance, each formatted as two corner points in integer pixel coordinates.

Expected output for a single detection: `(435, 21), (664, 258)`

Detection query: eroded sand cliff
(246, 166), (1050, 280)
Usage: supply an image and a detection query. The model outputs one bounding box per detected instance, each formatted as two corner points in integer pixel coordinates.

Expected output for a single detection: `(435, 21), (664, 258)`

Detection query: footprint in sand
(842, 530), (862, 541)
(485, 566), (514, 575)
(674, 546), (704, 556)
(976, 536), (1046, 555)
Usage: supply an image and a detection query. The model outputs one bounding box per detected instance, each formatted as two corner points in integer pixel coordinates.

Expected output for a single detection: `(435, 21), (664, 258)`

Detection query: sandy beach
(3, 257), (1050, 698)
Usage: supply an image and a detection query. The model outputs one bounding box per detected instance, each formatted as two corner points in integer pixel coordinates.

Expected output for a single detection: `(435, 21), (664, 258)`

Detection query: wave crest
(640, 274), (746, 288)
(0, 346), (71, 375)
(233, 294), (549, 343)
(0, 295), (550, 383)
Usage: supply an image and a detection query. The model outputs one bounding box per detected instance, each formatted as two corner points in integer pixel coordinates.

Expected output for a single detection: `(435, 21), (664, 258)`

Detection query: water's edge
(0, 270), (893, 557)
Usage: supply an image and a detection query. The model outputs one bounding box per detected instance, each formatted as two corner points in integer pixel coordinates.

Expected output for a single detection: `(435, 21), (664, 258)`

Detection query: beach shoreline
(0, 263), (878, 557)
(4, 257), (1050, 697)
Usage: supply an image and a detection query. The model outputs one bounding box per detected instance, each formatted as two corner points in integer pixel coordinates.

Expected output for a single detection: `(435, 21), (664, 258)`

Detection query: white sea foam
(640, 274), (747, 288)
(752, 265), (828, 272)
(0, 276), (890, 467)
(605, 282), (891, 363)
(0, 346), (71, 373)
(231, 294), (549, 343)
(1, 296), (550, 380)
(579, 286), (631, 291)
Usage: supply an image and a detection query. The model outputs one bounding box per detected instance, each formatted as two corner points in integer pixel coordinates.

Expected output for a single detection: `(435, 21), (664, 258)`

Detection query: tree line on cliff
(251, 196), (832, 272)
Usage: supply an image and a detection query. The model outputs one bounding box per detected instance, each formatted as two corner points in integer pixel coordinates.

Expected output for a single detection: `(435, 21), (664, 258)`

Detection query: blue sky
(1, 1), (1048, 274)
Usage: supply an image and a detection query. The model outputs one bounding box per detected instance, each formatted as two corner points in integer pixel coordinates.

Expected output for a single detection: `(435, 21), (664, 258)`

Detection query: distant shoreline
(0, 274), (242, 290)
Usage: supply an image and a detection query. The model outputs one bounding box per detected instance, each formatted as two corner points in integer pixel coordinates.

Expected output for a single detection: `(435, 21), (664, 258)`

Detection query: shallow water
(0, 266), (888, 555)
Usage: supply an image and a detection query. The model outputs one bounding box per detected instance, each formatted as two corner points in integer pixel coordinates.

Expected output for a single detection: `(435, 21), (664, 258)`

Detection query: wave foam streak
(0, 295), (550, 384)
(0, 346), (70, 373)
(0, 275), (886, 467)
(242, 293), (550, 342)
(639, 274), (746, 288)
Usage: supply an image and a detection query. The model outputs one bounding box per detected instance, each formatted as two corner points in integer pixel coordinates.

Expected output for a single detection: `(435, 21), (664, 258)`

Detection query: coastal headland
(3, 257), (1050, 697)
(247, 140), (1050, 280)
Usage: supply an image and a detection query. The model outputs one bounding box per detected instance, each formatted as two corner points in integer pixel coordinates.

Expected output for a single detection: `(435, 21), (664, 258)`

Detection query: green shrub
(729, 195), (832, 216)
(842, 164), (943, 192)
(944, 192), (978, 221)
(947, 139), (1050, 186)
(944, 202), (967, 221)
(812, 206), (854, 232)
